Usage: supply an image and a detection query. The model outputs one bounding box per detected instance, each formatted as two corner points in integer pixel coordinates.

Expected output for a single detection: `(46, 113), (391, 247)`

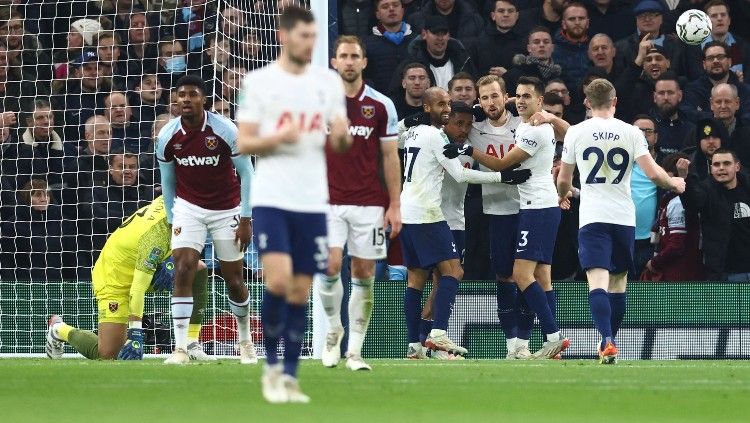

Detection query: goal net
(0, 0), (314, 358)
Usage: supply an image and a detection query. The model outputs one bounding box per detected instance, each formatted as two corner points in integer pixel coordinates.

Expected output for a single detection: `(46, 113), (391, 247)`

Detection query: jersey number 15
(583, 146), (630, 184)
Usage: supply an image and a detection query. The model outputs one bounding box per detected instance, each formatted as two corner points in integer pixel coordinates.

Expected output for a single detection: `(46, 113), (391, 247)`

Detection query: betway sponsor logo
(349, 125), (374, 139)
(175, 155), (221, 167)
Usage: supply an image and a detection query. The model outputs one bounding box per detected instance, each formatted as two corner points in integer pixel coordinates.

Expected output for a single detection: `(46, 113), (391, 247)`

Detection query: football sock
(432, 276), (459, 331)
(404, 287), (422, 344)
(229, 296), (252, 343)
(261, 289), (286, 366)
(347, 277), (374, 356)
(67, 329), (99, 360)
(589, 288), (613, 346)
(496, 282), (518, 339)
(506, 337), (518, 353)
(171, 297), (193, 351)
(522, 282), (559, 339)
(283, 303), (307, 378)
(516, 291), (535, 340)
(546, 289), (557, 318)
(610, 292), (627, 338)
(318, 273), (344, 329)
(419, 319), (433, 345)
(189, 267), (208, 343)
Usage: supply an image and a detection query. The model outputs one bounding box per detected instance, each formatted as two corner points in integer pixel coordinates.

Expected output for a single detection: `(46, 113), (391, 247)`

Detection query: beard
(657, 103), (677, 118)
(708, 70), (729, 82)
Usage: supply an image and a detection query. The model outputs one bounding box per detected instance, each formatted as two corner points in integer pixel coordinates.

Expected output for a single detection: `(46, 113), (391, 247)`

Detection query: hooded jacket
(552, 30), (591, 93)
(364, 23), (418, 93)
(408, 1), (485, 48)
(470, 25), (526, 77)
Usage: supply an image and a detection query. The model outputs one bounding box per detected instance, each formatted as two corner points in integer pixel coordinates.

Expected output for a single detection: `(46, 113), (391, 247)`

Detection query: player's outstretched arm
(237, 121), (300, 155)
(530, 110), (570, 140)
(445, 143), (530, 172)
(117, 268), (152, 360)
(381, 140), (402, 237)
(636, 154), (685, 194)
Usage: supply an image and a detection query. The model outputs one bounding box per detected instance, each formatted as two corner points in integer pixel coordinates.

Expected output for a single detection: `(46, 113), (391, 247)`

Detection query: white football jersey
(514, 122), (558, 209)
(468, 116), (522, 215)
(441, 152), (474, 230)
(236, 63), (346, 213)
(401, 125), (502, 224)
(561, 116), (651, 227)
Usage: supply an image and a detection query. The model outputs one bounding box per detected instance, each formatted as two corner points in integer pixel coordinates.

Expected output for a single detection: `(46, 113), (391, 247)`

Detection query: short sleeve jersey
(514, 122), (558, 209)
(235, 63), (346, 213)
(441, 153), (474, 230)
(561, 116), (651, 227)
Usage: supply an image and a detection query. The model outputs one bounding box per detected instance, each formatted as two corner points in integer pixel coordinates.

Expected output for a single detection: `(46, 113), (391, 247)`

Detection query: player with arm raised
(157, 75), (256, 366)
(445, 76), (570, 359)
(235, 6), (351, 403)
(402, 87), (530, 359)
(556, 79), (685, 364)
(45, 196), (211, 361)
(319, 35), (401, 371)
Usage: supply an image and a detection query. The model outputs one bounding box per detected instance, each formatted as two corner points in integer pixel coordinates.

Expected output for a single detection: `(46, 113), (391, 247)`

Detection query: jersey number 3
(583, 146), (629, 184)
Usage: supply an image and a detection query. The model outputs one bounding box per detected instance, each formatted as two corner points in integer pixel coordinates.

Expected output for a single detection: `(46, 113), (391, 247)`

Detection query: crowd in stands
(1, 0), (749, 282)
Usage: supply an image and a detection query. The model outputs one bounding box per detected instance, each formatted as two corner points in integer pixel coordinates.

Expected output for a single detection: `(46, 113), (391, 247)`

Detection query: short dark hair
(703, 40), (730, 58)
(108, 147), (138, 164)
(632, 114), (656, 126)
(375, 0), (403, 8)
(517, 76), (544, 96)
(448, 72), (475, 90)
(494, 0), (518, 9)
(711, 148), (739, 162)
(279, 5), (314, 31)
(704, 0), (729, 13)
(402, 62), (428, 79)
(661, 152), (690, 174)
(656, 71), (682, 89)
(449, 101), (474, 117)
(527, 25), (551, 41)
(542, 92), (564, 107)
(175, 74), (207, 96)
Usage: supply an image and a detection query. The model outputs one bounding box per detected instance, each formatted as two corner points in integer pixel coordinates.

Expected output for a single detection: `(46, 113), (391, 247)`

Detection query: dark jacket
(586, 1), (636, 43)
(614, 62), (659, 123)
(90, 178), (154, 255)
(388, 37), (476, 96)
(503, 56), (563, 98)
(649, 107), (696, 158)
(680, 171), (750, 274)
(364, 23), (419, 94)
(408, 0), (486, 48)
(614, 32), (701, 81)
(339, 0), (376, 38)
(0, 204), (77, 281)
(552, 30), (592, 94)
(470, 25), (526, 77)
(683, 73), (750, 121)
(50, 81), (108, 149)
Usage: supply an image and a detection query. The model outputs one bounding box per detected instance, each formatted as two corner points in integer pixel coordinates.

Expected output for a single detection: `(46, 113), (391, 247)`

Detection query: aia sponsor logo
(275, 111), (323, 132)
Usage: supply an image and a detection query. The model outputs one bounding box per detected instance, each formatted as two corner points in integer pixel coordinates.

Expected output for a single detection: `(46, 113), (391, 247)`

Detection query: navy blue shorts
(451, 230), (466, 263)
(400, 222), (460, 269)
(515, 207), (561, 264)
(489, 214), (519, 278)
(578, 223), (635, 275)
(252, 207), (328, 276)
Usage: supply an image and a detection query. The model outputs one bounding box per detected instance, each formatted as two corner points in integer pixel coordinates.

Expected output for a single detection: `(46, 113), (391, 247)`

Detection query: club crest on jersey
(205, 136), (218, 150)
(174, 143), (183, 150)
(108, 301), (119, 313)
(174, 227), (182, 236)
(361, 105), (376, 119)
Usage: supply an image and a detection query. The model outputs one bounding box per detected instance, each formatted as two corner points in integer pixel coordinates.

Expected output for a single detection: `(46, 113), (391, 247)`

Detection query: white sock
(229, 296), (251, 343)
(517, 338), (530, 349)
(546, 331), (560, 342)
(429, 328), (446, 338)
(317, 273), (343, 329)
(171, 297), (193, 351)
(506, 337), (518, 352)
(347, 277), (374, 356)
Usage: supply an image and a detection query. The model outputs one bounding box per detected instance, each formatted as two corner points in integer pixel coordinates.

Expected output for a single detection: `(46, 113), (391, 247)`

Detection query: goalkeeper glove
(443, 143), (474, 159)
(117, 328), (144, 360)
(152, 256), (175, 292)
(500, 167), (532, 185)
(403, 111), (431, 128)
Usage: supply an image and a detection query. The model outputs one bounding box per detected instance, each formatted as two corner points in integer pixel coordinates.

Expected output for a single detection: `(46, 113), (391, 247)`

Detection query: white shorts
(171, 197), (243, 261)
(327, 205), (386, 260)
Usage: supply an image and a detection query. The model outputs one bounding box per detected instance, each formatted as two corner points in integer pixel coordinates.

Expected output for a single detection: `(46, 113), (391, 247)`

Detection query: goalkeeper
(45, 196), (212, 360)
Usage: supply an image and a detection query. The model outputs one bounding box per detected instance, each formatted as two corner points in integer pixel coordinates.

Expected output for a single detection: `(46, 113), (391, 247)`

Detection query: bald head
(711, 83), (740, 123)
(423, 87), (451, 126)
(423, 87), (449, 104)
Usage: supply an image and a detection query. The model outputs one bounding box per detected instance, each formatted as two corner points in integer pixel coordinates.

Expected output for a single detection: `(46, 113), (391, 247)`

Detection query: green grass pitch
(3, 359), (750, 422)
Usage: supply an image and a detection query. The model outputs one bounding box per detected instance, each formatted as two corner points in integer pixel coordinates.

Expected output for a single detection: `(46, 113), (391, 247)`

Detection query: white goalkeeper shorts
(171, 197), (243, 262)
(327, 204), (386, 260)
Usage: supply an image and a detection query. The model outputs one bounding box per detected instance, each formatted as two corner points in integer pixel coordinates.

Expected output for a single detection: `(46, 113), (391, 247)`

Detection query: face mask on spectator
(165, 55), (187, 73)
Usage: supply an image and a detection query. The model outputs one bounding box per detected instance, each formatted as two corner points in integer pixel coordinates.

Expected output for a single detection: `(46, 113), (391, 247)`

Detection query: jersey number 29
(583, 146), (630, 184)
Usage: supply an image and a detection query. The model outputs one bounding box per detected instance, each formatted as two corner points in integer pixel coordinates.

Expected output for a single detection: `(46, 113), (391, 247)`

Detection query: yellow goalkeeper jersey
(92, 196), (172, 293)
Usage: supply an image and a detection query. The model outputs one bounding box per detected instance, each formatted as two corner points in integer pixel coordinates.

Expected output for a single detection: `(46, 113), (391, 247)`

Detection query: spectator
(389, 15), (476, 93)
(518, 0), (567, 36)
(588, 33), (621, 81)
(448, 71), (476, 105)
(95, 31), (127, 90)
(687, 117), (729, 181)
(0, 179), (77, 281)
(504, 26), (562, 98)
(392, 62), (431, 119)
(553, 3), (591, 92)
(679, 149), (750, 281)
(174, 0), (217, 54)
(130, 72), (167, 135)
(0, 41), (36, 126)
(67, 115), (112, 190)
(193, 33), (231, 80)
(615, 42), (672, 122)
(156, 36), (188, 90)
(220, 4), (244, 39)
(237, 29), (267, 71)
(644, 153), (706, 281)
(685, 0), (750, 79)
(1, 98), (65, 220)
(52, 17), (101, 80)
(614, 0), (698, 81)
(105, 91), (148, 152)
(710, 83), (750, 166)
(168, 87), (181, 117)
(211, 97), (232, 120)
(123, 8), (158, 77)
(630, 113), (660, 278)
(649, 72), (696, 156)
(221, 65), (246, 108)
(408, 0), (485, 48)
(90, 148), (154, 254)
(542, 92), (565, 130)
(586, 0), (636, 43)
(364, 0), (418, 94)
(471, 0), (526, 78)
(684, 41), (750, 121)
(0, 7), (53, 85)
(339, 0), (375, 38)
